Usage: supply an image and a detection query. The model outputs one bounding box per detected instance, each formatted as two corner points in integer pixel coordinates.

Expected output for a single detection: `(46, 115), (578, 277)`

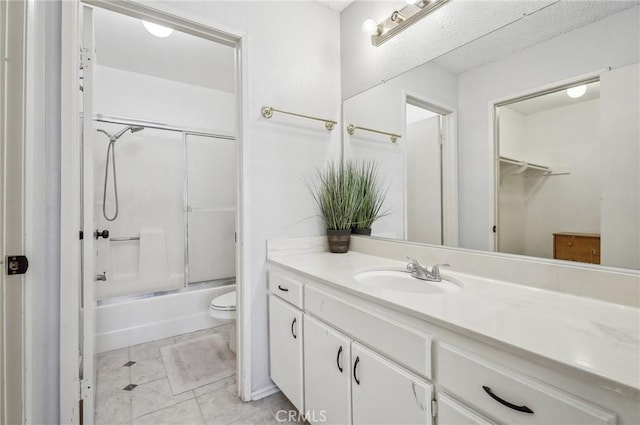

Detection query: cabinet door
(438, 392), (496, 425)
(269, 295), (304, 412)
(304, 315), (352, 425)
(352, 342), (432, 425)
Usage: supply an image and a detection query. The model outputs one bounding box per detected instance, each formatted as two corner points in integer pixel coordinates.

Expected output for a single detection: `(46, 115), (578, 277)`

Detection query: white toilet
(209, 290), (237, 354)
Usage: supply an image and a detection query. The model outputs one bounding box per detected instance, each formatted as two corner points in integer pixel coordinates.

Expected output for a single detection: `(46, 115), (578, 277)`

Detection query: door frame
(403, 92), (459, 247)
(1, 1), (27, 423)
(60, 1), (251, 422)
(489, 70), (605, 253)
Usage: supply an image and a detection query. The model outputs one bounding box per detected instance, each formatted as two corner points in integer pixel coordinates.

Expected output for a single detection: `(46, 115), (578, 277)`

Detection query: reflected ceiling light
(142, 20), (174, 38)
(370, 0), (451, 46)
(362, 19), (378, 34)
(566, 85), (587, 98)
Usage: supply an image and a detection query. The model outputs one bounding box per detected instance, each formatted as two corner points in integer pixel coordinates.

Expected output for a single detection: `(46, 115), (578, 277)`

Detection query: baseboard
(251, 384), (280, 401)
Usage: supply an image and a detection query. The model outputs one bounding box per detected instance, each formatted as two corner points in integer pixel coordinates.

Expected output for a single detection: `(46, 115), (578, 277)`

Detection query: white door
(351, 342), (432, 425)
(60, 3), (96, 423)
(304, 315), (351, 425)
(80, 4), (97, 423)
(1, 1), (27, 423)
(406, 113), (442, 244)
(269, 295), (304, 412)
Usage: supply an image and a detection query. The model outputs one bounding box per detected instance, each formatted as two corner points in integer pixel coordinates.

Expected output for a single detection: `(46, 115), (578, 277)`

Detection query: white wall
(600, 64), (640, 269)
(95, 65), (235, 132)
(160, 1), (342, 395)
(457, 7), (640, 252)
(499, 100), (601, 259)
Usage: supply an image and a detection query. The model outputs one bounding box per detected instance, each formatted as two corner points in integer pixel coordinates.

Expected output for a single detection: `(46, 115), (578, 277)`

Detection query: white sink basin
(353, 270), (462, 295)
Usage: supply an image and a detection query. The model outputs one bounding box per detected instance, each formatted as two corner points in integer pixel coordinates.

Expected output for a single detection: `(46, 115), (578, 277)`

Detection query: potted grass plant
(310, 161), (362, 253)
(352, 160), (387, 236)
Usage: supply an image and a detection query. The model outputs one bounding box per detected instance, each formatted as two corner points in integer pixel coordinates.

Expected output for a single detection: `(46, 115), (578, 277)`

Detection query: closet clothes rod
(347, 124), (401, 143)
(499, 156), (550, 173)
(261, 106), (337, 131)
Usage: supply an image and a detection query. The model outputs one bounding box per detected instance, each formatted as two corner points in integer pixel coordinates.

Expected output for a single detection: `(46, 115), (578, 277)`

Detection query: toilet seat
(211, 291), (236, 311)
(209, 290), (236, 321)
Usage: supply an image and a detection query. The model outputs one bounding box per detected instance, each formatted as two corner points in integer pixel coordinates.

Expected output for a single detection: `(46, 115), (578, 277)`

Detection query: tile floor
(95, 325), (302, 425)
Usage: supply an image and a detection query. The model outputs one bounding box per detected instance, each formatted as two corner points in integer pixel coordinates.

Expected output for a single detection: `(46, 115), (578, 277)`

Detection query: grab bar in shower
(110, 236), (140, 242)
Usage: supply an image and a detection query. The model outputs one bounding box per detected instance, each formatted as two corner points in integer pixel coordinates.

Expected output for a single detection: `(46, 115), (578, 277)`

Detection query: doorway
(494, 78), (602, 262)
(404, 95), (458, 246)
(60, 2), (247, 423)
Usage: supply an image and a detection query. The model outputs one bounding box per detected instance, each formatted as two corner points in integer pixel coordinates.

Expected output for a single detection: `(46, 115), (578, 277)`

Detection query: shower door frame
(59, 1), (251, 423)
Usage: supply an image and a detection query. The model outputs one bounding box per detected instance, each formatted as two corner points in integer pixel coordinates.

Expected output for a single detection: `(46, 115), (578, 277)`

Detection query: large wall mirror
(342, 1), (639, 271)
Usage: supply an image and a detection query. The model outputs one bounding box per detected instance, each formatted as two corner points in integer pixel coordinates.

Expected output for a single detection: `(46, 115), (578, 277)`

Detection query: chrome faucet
(406, 257), (449, 282)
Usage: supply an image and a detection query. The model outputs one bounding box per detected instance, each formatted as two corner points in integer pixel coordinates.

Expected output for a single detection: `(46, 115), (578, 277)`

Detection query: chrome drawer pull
(278, 285), (289, 292)
(482, 386), (534, 414)
(336, 345), (343, 373)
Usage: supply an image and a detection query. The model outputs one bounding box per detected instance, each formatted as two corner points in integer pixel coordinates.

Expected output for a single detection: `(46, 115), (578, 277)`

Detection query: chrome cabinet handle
(291, 318), (297, 339)
(482, 386), (534, 414)
(336, 346), (343, 373)
(353, 356), (360, 385)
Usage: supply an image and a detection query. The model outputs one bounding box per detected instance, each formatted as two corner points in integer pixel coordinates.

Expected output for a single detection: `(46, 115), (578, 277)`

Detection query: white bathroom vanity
(267, 236), (639, 425)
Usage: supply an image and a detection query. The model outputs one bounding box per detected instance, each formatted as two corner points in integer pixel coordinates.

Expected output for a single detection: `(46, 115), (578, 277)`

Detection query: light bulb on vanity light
(362, 19), (379, 35)
(142, 21), (174, 38)
(566, 85), (587, 98)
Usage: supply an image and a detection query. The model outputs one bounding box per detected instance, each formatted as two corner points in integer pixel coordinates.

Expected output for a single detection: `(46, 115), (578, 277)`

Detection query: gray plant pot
(327, 229), (351, 253)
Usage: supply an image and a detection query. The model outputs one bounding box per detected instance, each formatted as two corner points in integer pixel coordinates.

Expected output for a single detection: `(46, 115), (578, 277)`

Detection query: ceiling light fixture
(142, 20), (174, 38)
(370, 0), (451, 46)
(566, 85), (587, 99)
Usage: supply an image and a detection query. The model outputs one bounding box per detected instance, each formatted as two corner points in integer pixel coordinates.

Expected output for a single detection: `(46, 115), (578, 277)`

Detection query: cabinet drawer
(305, 285), (431, 379)
(269, 269), (304, 309)
(437, 392), (496, 425)
(437, 343), (616, 425)
(553, 233), (600, 264)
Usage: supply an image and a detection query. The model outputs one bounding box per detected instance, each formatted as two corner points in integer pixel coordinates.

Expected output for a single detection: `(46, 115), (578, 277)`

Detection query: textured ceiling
(340, 0), (639, 99)
(316, 1), (354, 12)
(93, 7), (235, 92)
(433, 1), (639, 75)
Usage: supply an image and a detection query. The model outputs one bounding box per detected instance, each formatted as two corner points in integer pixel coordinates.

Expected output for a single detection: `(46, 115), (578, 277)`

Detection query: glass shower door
(185, 134), (236, 284)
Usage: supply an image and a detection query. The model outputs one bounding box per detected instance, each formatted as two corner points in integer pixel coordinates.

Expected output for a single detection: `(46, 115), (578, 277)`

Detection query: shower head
(113, 125), (144, 141)
(97, 125), (144, 142)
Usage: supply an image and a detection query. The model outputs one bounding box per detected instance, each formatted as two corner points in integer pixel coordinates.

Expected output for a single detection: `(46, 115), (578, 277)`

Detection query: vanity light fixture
(566, 85), (587, 99)
(362, 19), (378, 35)
(370, 0), (451, 46)
(142, 20), (174, 38)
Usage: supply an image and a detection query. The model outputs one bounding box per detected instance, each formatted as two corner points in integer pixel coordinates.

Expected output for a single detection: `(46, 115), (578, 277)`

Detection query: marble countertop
(268, 251), (640, 395)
